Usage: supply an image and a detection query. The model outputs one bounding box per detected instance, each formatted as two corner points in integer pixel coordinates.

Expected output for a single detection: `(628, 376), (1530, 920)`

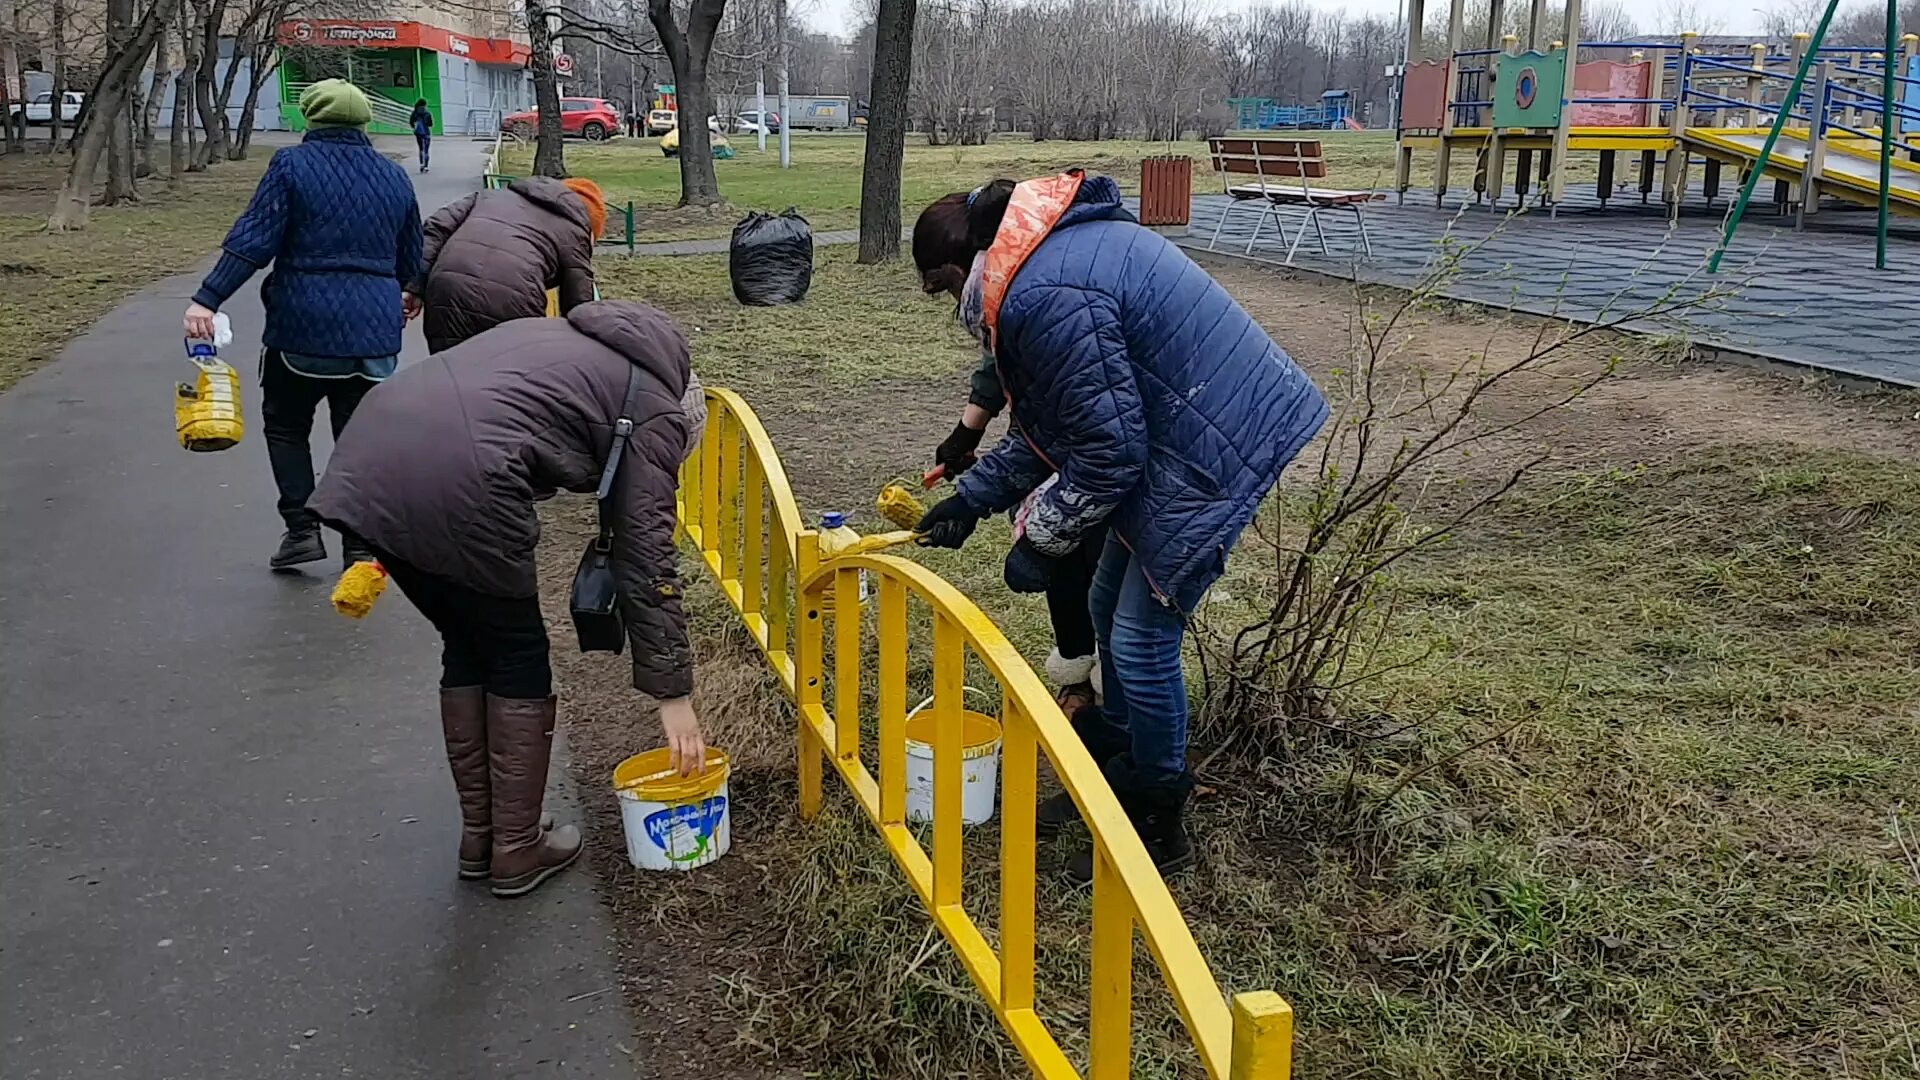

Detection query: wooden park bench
(1205, 137), (1383, 264)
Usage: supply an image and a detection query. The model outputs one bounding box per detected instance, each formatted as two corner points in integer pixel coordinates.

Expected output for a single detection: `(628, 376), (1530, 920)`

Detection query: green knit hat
(299, 79), (372, 129)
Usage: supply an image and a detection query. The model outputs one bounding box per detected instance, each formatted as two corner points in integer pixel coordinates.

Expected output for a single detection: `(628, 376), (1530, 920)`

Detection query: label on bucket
(644, 796), (729, 863)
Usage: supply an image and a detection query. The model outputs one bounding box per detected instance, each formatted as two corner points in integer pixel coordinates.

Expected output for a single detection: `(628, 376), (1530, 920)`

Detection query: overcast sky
(798, 0), (1779, 41)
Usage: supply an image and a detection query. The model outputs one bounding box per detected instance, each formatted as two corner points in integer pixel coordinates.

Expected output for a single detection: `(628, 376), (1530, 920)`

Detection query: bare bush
(1192, 227), (1740, 772)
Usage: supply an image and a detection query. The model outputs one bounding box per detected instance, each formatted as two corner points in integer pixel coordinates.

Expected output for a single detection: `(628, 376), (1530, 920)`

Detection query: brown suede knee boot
(485, 695), (582, 898)
(440, 686), (494, 880)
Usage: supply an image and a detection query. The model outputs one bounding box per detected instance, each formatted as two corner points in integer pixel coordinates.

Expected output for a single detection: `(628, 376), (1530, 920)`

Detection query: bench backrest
(1207, 137), (1329, 181)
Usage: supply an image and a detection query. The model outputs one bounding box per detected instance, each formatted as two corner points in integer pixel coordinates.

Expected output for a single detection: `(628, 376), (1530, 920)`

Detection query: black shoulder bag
(570, 365), (643, 654)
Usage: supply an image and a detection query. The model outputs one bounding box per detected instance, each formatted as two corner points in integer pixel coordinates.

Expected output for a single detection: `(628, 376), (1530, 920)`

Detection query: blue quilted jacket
(193, 128), (423, 360)
(956, 177), (1328, 606)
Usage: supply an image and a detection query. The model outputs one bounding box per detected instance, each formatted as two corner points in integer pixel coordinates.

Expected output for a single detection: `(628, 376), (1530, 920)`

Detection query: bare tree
(1654, 0), (1727, 34)
(857, 0), (914, 261)
(171, 0), (199, 179)
(45, 0), (71, 152)
(649, 0), (729, 205)
(48, 0), (183, 229)
(525, 0), (568, 176)
(103, 0), (141, 203)
(1759, 0), (1831, 37)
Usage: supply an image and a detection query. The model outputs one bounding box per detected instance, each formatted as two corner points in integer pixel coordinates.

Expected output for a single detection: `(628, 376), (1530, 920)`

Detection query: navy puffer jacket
(955, 177), (1328, 606)
(192, 127), (423, 359)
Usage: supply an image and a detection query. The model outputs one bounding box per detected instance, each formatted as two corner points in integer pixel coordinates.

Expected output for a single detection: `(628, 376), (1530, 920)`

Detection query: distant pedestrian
(182, 78), (422, 572)
(308, 301), (709, 899)
(410, 99), (433, 173)
(406, 177), (604, 353)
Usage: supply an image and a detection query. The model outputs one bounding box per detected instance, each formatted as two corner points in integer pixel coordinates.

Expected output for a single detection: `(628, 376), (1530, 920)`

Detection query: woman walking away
(913, 192), (1105, 721)
(183, 78), (422, 572)
(410, 99), (433, 173)
(911, 173), (1328, 883)
(406, 177), (605, 353)
(308, 300), (707, 899)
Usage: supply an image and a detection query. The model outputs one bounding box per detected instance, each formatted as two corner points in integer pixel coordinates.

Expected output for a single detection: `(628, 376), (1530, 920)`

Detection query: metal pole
(757, 71), (767, 152)
(1874, 0), (1895, 270)
(776, 0), (791, 168)
(1707, 0), (1842, 273)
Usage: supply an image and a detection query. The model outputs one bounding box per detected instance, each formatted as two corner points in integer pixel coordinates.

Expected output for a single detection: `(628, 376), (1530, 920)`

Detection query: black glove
(1003, 538), (1063, 594)
(915, 494), (983, 549)
(933, 421), (986, 479)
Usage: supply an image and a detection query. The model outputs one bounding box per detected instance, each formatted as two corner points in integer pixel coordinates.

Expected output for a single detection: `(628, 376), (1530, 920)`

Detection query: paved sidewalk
(0, 138), (637, 1079)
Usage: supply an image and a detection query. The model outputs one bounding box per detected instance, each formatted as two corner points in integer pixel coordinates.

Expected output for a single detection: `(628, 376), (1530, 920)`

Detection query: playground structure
(675, 387), (1296, 1079)
(1392, 0), (1920, 245)
(1231, 89), (1360, 130)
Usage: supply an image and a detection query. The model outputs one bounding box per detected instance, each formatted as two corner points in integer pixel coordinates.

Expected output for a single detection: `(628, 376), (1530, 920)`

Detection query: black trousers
(1044, 522), (1107, 663)
(260, 351), (374, 530)
(378, 552), (553, 699)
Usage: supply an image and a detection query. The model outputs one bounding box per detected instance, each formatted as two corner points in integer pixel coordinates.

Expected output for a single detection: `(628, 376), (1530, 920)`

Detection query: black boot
(341, 534), (376, 569)
(1065, 756), (1195, 885)
(1037, 706), (1132, 836)
(270, 524), (327, 570)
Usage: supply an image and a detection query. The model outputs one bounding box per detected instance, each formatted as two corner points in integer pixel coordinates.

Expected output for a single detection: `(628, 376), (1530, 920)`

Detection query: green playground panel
(1493, 48), (1568, 130)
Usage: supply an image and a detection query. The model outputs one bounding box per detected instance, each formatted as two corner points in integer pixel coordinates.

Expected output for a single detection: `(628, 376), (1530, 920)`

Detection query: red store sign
(278, 20), (529, 65)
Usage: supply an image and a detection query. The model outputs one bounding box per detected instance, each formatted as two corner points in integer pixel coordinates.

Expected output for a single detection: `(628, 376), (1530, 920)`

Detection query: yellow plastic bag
(176, 357), (245, 452)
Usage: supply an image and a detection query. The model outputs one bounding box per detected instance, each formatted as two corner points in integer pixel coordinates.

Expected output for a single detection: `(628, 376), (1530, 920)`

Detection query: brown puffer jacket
(414, 177), (596, 353)
(310, 301), (694, 699)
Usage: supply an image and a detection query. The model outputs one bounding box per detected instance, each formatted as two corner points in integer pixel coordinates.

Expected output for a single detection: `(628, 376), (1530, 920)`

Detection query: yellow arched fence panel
(677, 386), (1295, 1079)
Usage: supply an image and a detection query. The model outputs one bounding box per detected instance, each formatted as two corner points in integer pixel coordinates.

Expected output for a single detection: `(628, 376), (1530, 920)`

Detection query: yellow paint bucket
(905, 710), (1002, 825)
(611, 748), (731, 871)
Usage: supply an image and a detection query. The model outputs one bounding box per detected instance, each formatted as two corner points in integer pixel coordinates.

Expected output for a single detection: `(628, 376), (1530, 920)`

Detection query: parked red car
(501, 97), (622, 141)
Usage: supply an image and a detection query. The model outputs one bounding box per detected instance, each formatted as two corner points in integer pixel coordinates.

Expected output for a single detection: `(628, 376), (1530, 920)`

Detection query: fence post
(1663, 33), (1698, 215)
(1228, 992), (1296, 1080)
(794, 530), (824, 819)
(1801, 59), (1833, 227)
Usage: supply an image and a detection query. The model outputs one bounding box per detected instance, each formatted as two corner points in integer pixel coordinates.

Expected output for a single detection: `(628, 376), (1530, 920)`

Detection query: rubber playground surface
(1179, 187), (1920, 388)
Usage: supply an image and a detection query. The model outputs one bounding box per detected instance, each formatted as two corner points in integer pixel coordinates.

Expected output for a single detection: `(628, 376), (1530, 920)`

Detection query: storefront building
(276, 19), (532, 136)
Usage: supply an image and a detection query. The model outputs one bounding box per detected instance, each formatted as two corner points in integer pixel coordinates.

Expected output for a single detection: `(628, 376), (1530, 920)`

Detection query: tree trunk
(139, 34), (168, 175)
(174, 2), (199, 180)
(49, 0), (182, 229)
(170, 64), (191, 184)
(212, 21), (250, 159)
(525, 0), (568, 177)
(229, 49), (274, 160)
(857, 0), (916, 263)
(672, 54), (721, 203)
(0, 0), (21, 155)
(46, 0), (68, 152)
(649, 0), (726, 207)
(193, 0), (229, 167)
(103, 0), (140, 203)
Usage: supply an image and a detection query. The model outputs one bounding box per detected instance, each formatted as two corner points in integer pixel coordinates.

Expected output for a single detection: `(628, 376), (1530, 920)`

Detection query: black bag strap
(592, 364), (645, 553)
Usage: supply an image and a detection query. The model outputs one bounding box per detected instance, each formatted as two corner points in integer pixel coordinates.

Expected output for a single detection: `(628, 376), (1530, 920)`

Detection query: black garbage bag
(729, 208), (814, 305)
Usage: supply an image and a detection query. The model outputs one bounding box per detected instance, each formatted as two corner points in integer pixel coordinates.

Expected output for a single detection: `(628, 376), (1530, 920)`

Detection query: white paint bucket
(612, 747), (732, 872)
(905, 710), (1002, 825)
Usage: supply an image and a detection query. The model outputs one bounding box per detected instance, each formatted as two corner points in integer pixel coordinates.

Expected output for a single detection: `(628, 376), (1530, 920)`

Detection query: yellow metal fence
(676, 387), (1294, 1078)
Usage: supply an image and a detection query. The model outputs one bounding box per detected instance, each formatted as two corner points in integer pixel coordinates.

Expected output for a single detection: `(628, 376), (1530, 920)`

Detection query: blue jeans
(414, 132), (430, 167)
(1086, 535), (1207, 785)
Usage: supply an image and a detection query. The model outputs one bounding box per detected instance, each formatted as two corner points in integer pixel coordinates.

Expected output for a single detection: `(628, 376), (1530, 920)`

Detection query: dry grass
(0, 150), (270, 391)
(503, 130), (1567, 244)
(563, 206), (1920, 1078)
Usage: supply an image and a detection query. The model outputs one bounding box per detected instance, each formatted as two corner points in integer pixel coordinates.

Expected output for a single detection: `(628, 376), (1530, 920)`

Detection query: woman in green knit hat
(183, 77), (424, 571)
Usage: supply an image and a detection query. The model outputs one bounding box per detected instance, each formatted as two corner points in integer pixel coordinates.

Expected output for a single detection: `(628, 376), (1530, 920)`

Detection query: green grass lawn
(578, 246), (1920, 1079)
(0, 152), (269, 392)
(505, 131), (1452, 244)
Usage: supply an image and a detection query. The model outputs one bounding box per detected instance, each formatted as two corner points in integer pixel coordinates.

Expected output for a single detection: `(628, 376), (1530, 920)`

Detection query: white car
(733, 110), (782, 134)
(11, 91), (84, 125)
